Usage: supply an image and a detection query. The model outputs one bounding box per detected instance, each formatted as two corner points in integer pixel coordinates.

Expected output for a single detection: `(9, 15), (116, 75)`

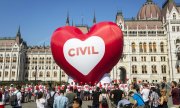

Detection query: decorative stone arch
(160, 42), (164, 52)
(119, 67), (127, 83)
(54, 71), (57, 77)
(32, 71), (36, 77)
(47, 71), (50, 77)
(39, 71), (43, 77)
(176, 39), (180, 44)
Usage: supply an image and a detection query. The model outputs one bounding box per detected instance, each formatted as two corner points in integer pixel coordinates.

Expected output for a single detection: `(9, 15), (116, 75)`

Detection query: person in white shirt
(36, 92), (45, 108)
(141, 83), (150, 108)
(12, 85), (22, 108)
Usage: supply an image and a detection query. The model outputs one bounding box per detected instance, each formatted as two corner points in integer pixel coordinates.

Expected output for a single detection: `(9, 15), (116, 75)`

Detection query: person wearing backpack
(4, 86), (10, 105)
(10, 85), (22, 108)
(99, 89), (109, 108)
(45, 86), (59, 108)
(66, 86), (77, 108)
(36, 91), (46, 108)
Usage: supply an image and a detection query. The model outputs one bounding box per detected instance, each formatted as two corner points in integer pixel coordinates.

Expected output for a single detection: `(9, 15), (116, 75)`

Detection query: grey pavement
(5, 101), (92, 108)
(4, 97), (174, 108)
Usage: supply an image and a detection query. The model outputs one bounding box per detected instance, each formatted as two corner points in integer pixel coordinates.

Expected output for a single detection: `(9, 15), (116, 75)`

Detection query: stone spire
(93, 12), (96, 24)
(16, 26), (21, 38)
(72, 20), (74, 26)
(66, 12), (70, 26)
(16, 26), (21, 45)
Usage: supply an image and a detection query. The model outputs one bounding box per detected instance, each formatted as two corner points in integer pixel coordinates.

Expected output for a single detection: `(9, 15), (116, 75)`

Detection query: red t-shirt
(171, 88), (180, 105)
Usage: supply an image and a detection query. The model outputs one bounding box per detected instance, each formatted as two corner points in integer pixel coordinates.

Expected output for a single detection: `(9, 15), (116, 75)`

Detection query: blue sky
(0, 0), (179, 45)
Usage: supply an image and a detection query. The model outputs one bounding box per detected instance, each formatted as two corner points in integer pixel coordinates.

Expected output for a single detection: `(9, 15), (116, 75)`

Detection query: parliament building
(0, 0), (180, 83)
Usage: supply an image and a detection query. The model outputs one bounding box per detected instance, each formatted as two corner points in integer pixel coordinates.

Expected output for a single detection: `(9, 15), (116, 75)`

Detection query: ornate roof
(124, 20), (163, 30)
(137, 0), (161, 20)
(162, 0), (178, 19)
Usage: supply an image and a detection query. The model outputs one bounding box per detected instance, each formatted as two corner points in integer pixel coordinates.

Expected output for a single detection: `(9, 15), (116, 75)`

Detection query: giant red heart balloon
(51, 22), (123, 84)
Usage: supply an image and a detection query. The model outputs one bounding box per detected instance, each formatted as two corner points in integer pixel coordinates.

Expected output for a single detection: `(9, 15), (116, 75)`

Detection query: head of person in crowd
(114, 84), (119, 89)
(37, 92), (43, 100)
(72, 98), (82, 108)
(101, 88), (106, 94)
(49, 85), (55, 91)
(178, 83), (180, 88)
(130, 84), (135, 90)
(16, 85), (21, 91)
(143, 83), (148, 88)
(161, 82), (165, 89)
(171, 81), (177, 88)
(69, 86), (73, 92)
(160, 89), (166, 96)
(156, 84), (160, 89)
(136, 86), (140, 93)
(128, 91), (134, 97)
(60, 90), (64, 95)
(96, 87), (100, 92)
(151, 87), (156, 92)
(10, 84), (14, 87)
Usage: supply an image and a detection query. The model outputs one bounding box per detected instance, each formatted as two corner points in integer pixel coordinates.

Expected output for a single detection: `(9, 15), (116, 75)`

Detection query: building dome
(137, 0), (161, 20)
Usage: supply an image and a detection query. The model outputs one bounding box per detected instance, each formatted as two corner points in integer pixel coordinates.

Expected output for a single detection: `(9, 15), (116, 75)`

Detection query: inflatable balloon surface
(51, 22), (123, 84)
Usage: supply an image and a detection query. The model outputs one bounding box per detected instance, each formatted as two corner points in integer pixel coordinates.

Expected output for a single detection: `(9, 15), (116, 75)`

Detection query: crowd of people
(0, 80), (179, 108)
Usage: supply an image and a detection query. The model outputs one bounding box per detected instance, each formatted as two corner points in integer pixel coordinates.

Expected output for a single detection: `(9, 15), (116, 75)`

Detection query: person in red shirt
(169, 81), (180, 107)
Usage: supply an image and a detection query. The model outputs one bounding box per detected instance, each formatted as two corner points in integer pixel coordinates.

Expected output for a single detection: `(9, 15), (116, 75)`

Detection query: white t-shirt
(141, 88), (150, 102)
(84, 85), (89, 91)
(36, 98), (46, 108)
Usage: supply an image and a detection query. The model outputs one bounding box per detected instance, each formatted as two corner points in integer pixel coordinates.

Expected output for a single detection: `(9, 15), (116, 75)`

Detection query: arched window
(139, 43), (143, 52)
(32, 72), (36, 77)
(160, 42), (164, 52)
(149, 42), (152, 52)
(143, 42), (147, 52)
(132, 65), (137, 74)
(161, 65), (166, 73)
(173, 13), (176, 20)
(42, 57), (44, 64)
(0, 56), (3, 63)
(6, 56), (10, 63)
(47, 71), (50, 77)
(39, 72), (43, 77)
(153, 42), (156, 52)
(131, 42), (136, 52)
(12, 71), (15, 77)
(5, 71), (8, 77)
(152, 65), (157, 73)
(176, 39), (180, 44)
(54, 71), (57, 77)
(142, 65), (147, 74)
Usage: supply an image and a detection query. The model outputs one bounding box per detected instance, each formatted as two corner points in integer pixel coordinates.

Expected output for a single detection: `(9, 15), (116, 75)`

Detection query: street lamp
(35, 65), (37, 85)
(59, 68), (61, 85)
